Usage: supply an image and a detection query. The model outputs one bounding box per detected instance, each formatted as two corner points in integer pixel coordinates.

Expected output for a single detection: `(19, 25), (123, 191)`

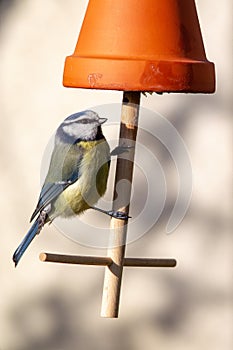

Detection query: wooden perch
(39, 252), (177, 268)
(39, 253), (111, 266)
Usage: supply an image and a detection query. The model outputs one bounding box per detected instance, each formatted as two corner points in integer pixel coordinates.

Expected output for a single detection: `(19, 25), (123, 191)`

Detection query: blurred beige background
(0, 0), (232, 349)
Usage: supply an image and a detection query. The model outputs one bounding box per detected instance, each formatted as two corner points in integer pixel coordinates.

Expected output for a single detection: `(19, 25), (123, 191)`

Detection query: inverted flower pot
(63, 0), (215, 93)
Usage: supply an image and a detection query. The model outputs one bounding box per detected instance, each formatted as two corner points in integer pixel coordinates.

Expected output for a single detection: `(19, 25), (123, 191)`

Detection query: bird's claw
(107, 210), (131, 220)
(110, 144), (134, 156)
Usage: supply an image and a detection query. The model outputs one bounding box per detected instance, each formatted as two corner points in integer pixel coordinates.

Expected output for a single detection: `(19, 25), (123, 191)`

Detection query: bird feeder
(40, 0), (215, 318)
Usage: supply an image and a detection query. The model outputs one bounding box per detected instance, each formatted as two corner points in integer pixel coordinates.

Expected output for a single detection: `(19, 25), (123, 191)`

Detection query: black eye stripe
(78, 118), (94, 124)
(64, 118), (97, 125)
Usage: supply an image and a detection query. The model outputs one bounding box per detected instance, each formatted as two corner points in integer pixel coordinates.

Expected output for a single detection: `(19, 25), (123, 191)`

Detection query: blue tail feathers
(13, 214), (46, 267)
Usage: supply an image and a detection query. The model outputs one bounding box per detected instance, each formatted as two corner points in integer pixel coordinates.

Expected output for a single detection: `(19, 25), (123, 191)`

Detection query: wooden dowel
(39, 253), (112, 266)
(101, 91), (141, 318)
(124, 258), (177, 268)
(40, 252), (177, 268)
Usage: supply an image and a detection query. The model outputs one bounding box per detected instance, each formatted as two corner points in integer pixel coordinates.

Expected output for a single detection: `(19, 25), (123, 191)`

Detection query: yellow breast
(53, 139), (110, 218)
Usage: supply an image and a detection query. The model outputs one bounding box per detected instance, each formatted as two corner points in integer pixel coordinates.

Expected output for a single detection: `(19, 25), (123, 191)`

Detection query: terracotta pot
(63, 0), (215, 93)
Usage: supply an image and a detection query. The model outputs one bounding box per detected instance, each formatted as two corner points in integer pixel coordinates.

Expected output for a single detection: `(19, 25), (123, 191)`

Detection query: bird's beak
(99, 117), (108, 125)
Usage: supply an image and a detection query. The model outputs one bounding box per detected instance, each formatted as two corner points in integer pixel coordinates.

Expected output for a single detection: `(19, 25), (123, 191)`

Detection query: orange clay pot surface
(63, 0), (215, 93)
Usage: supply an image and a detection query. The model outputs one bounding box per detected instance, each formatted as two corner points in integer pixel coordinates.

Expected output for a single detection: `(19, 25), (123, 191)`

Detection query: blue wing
(30, 141), (85, 222)
(30, 169), (80, 222)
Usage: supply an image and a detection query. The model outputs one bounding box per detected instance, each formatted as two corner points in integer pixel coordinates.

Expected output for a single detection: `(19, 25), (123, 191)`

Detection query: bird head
(56, 110), (107, 144)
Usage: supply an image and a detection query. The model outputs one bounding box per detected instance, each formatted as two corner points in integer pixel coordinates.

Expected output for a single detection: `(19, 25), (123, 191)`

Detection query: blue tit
(13, 110), (128, 267)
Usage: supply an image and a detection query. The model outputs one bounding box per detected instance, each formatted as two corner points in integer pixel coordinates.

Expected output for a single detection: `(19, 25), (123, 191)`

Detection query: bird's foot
(110, 144), (134, 156)
(106, 210), (131, 220)
(90, 206), (130, 220)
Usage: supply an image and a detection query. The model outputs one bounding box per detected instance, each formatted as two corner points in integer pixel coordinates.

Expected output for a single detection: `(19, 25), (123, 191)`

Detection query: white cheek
(62, 124), (94, 139)
(62, 125), (77, 137)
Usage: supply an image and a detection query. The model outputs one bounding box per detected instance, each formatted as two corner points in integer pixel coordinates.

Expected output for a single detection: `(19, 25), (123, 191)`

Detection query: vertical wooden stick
(101, 91), (141, 318)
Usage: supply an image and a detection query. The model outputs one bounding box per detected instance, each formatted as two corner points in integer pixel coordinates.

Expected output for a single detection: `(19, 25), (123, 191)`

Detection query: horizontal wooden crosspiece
(39, 252), (177, 268)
